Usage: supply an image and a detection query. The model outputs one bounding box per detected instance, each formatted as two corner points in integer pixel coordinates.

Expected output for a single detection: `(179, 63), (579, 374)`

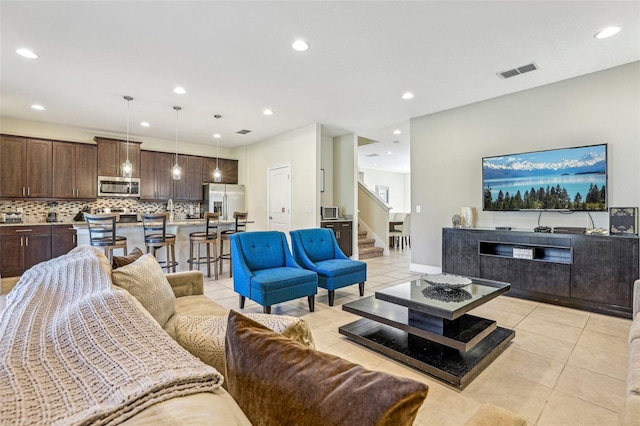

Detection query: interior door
(268, 165), (291, 233)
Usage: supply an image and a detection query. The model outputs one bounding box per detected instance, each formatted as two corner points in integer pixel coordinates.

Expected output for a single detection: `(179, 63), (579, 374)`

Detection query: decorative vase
(460, 207), (473, 228)
(452, 214), (462, 228)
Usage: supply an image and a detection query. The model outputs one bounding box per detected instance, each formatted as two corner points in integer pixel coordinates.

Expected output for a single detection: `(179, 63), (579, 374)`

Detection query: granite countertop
(0, 219), (211, 228)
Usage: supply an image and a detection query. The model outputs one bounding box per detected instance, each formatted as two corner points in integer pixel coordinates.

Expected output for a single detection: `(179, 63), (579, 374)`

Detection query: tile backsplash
(0, 199), (202, 223)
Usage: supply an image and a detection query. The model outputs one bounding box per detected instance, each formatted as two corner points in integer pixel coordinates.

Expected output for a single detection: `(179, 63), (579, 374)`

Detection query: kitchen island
(73, 219), (243, 273)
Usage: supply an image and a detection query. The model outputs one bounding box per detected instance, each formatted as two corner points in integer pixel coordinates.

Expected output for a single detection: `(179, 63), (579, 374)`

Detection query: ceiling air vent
(497, 62), (539, 79)
(237, 129), (251, 135)
(365, 153), (379, 157)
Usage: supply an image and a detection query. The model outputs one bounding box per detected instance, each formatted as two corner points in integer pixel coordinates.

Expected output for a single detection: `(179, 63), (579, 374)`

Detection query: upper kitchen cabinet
(52, 142), (97, 199)
(172, 155), (204, 201)
(0, 135), (52, 199)
(140, 150), (174, 201)
(203, 157), (238, 184)
(95, 137), (141, 178)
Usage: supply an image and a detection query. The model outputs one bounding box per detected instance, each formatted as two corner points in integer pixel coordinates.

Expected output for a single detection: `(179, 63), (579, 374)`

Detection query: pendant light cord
(174, 106), (181, 163)
(125, 97), (130, 162)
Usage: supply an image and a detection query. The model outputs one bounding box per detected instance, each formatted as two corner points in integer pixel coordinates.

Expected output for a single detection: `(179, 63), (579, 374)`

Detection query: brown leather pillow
(225, 310), (428, 426)
(112, 247), (143, 269)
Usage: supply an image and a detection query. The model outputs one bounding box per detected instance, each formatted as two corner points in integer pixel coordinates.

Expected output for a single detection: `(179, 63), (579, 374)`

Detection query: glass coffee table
(339, 276), (514, 389)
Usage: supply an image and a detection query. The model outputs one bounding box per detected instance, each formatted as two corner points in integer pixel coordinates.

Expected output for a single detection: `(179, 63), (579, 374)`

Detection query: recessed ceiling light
(213, 133), (221, 139)
(594, 26), (622, 39)
(393, 129), (402, 135)
(292, 39), (309, 52)
(402, 92), (414, 100)
(387, 151), (392, 155)
(140, 122), (150, 127)
(31, 104), (45, 110)
(16, 48), (38, 59)
(173, 86), (186, 94)
(263, 109), (274, 116)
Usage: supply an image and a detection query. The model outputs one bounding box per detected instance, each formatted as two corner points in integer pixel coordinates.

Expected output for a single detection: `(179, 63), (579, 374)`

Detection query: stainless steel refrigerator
(203, 184), (245, 221)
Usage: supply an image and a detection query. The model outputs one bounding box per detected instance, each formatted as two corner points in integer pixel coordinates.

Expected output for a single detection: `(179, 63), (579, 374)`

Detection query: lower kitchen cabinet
(321, 220), (353, 257)
(0, 225), (52, 277)
(52, 224), (77, 259)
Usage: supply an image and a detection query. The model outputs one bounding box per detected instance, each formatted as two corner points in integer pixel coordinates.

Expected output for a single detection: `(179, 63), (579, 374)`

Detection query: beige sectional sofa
(1, 245), (431, 425)
(622, 279), (640, 425)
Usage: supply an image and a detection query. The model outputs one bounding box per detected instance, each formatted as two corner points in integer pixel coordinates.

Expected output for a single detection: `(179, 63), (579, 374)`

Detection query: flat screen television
(482, 143), (607, 211)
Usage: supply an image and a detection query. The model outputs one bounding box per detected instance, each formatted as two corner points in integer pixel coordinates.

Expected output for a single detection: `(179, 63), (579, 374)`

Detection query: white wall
(244, 123), (319, 231)
(320, 134), (334, 207)
(333, 133), (356, 218)
(359, 167), (410, 213)
(410, 62), (640, 270)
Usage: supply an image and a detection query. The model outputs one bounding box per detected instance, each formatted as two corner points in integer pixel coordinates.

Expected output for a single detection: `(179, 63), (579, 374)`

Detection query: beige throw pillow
(112, 254), (176, 327)
(225, 310), (429, 426)
(175, 313), (315, 381)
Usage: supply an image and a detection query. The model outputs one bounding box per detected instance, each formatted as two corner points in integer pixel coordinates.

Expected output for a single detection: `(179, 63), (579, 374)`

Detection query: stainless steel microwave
(97, 176), (141, 197)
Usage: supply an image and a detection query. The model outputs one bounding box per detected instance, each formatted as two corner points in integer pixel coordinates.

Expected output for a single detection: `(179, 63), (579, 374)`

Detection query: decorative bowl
(421, 273), (472, 289)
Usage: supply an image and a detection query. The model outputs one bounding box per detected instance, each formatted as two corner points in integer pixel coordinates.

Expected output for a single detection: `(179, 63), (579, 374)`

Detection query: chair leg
(308, 295), (315, 312)
(171, 244), (176, 273)
(239, 295), (246, 308)
(213, 241), (219, 280)
(328, 290), (335, 306)
(189, 241), (194, 271)
(263, 306), (271, 314)
(359, 282), (365, 296)
(205, 242), (211, 278)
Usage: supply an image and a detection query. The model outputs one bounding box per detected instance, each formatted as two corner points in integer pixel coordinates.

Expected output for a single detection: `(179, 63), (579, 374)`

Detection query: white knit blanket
(0, 248), (223, 426)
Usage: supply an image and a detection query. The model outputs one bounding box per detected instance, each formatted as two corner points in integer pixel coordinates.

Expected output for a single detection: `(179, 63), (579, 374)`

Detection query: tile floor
(0, 249), (630, 425)
(209, 249), (630, 426)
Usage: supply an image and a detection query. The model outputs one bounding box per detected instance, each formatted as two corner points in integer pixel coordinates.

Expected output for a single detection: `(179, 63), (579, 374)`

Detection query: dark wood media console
(442, 228), (639, 318)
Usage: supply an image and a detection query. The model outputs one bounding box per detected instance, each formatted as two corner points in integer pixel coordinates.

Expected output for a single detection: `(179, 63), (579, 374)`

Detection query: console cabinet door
(442, 229), (480, 278)
(571, 238), (638, 307)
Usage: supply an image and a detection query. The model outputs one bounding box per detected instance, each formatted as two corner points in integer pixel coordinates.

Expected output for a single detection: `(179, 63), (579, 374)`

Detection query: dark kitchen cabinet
(95, 137), (141, 178)
(51, 224), (77, 258)
(0, 135), (52, 199)
(172, 155), (204, 201)
(0, 225), (52, 277)
(321, 220), (353, 257)
(52, 142), (97, 199)
(140, 150), (174, 201)
(203, 157), (238, 184)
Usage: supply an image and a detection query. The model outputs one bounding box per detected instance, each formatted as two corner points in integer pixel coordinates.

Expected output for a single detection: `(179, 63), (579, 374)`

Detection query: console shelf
(478, 240), (573, 265)
(443, 228), (639, 318)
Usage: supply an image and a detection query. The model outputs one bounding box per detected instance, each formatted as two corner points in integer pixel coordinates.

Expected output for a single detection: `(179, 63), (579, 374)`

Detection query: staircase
(358, 228), (384, 260)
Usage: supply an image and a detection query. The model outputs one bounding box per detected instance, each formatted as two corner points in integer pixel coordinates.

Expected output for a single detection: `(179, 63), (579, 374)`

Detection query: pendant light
(213, 114), (222, 182)
(172, 105), (182, 180)
(122, 95), (133, 178)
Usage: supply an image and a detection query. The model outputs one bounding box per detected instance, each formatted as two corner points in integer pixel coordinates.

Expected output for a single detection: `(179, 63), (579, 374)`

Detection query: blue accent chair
(230, 231), (318, 314)
(289, 228), (367, 306)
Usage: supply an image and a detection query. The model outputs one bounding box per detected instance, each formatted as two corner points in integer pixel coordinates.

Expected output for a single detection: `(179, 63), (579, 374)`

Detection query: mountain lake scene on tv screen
(483, 145), (606, 211)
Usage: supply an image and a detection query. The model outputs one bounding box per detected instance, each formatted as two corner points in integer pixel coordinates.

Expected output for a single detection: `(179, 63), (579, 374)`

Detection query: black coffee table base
(339, 318), (514, 389)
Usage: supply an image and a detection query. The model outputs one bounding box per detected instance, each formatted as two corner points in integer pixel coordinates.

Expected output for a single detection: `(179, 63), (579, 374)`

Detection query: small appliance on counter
(74, 206), (91, 222)
(0, 212), (23, 223)
(46, 202), (58, 222)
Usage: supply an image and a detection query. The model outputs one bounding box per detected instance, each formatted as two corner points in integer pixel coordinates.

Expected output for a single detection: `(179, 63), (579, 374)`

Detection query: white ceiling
(1, 1), (639, 174)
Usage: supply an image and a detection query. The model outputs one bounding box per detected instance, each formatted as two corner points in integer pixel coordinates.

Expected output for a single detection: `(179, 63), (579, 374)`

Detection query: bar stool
(187, 212), (220, 279)
(85, 213), (127, 263)
(219, 211), (248, 277)
(141, 213), (178, 273)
